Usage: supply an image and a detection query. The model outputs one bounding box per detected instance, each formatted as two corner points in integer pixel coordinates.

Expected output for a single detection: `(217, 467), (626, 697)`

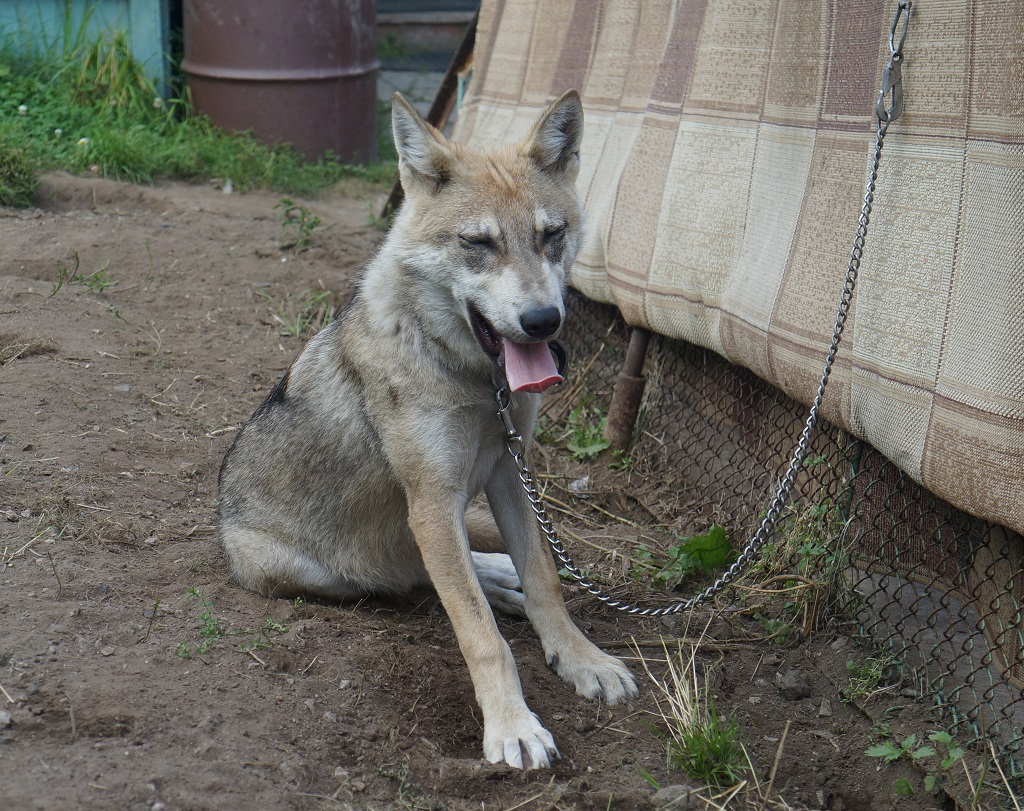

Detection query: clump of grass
(49, 252), (117, 296)
(257, 286), (341, 339)
(638, 636), (748, 789)
(738, 499), (851, 641)
(0, 123), (40, 206)
(841, 653), (900, 703)
(176, 588), (224, 658)
(0, 21), (396, 196)
(274, 197), (321, 250)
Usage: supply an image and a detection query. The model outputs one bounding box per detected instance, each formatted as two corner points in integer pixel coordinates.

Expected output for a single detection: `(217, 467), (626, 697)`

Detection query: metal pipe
(604, 327), (651, 449)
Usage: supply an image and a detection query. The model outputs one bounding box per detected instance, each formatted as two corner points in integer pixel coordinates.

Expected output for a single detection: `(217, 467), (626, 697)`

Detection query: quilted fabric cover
(453, 0), (1024, 535)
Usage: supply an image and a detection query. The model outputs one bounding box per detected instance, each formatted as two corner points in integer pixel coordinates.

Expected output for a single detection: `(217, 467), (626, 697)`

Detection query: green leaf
(866, 742), (902, 763)
(910, 746), (935, 761)
(923, 775), (938, 792)
(893, 777), (916, 796)
(636, 766), (661, 790)
(928, 730), (952, 745)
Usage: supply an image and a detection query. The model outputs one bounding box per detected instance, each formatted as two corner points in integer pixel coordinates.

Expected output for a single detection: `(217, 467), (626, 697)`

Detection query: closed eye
(543, 224), (566, 243)
(458, 233), (496, 250)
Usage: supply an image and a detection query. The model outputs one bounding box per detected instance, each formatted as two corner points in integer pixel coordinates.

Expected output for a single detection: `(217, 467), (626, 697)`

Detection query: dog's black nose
(520, 307), (561, 340)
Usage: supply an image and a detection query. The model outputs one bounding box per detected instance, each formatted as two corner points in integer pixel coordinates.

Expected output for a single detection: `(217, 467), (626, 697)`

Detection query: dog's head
(389, 90), (585, 391)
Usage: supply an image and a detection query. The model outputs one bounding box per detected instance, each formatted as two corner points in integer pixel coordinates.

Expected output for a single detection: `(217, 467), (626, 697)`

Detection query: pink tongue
(501, 339), (563, 393)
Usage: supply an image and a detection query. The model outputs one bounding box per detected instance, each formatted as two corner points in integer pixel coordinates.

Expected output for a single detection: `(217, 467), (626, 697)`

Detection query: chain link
(494, 3), (908, 616)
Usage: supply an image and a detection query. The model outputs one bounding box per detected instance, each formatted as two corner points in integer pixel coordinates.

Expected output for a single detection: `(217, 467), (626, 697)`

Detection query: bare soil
(1, 174), (946, 810)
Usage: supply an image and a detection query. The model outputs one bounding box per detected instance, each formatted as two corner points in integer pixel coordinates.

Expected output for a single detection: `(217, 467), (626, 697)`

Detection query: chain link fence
(559, 288), (1024, 775)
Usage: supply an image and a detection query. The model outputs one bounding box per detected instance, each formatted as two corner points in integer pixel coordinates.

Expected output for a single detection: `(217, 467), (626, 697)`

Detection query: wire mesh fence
(559, 287), (1024, 775)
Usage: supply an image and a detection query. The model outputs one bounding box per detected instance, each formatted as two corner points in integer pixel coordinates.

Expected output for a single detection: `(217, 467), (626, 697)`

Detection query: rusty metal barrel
(181, 0), (379, 163)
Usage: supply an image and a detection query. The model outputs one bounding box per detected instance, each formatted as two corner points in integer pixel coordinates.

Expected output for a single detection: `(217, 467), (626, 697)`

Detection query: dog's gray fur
(218, 90), (637, 769)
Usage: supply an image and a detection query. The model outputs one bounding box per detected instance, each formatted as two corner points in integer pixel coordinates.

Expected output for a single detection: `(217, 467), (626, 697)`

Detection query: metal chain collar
(494, 2), (911, 616)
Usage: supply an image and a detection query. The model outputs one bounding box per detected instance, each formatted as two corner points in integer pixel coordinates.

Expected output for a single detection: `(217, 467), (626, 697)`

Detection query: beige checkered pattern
(454, 0), (1024, 537)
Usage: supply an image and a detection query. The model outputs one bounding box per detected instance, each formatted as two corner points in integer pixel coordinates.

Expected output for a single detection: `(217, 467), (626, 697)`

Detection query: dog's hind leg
(466, 504), (506, 552)
(221, 527), (368, 602)
(472, 552), (525, 617)
(466, 505), (526, 616)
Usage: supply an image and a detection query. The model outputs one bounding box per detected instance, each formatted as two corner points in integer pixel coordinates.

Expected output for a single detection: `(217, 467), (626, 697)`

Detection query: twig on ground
(760, 719), (791, 811)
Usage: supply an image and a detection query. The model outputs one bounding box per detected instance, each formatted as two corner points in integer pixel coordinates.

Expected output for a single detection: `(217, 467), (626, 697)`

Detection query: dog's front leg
(486, 461), (639, 705)
(406, 493), (558, 769)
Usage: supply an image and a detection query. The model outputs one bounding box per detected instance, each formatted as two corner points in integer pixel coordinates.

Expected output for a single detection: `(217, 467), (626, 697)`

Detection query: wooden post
(604, 327), (651, 449)
(380, 13), (478, 221)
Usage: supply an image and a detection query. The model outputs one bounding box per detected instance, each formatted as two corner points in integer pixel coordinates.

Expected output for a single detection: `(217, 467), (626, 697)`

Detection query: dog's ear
(523, 89), (583, 178)
(392, 92), (452, 193)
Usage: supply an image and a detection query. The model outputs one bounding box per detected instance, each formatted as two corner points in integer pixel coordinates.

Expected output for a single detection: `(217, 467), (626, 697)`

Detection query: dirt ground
(1, 174), (948, 810)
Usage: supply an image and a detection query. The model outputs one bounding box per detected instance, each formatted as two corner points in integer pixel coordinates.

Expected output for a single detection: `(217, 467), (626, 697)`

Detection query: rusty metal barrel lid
(181, 0), (379, 164)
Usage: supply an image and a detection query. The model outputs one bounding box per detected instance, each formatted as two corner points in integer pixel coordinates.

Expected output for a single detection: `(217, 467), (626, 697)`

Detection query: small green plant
(176, 588), (224, 658)
(866, 729), (967, 797)
(48, 253), (118, 296)
(639, 638), (749, 790)
(669, 698), (746, 788)
(274, 197), (321, 250)
(81, 260), (117, 292)
(651, 525), (734, 589)
(841, 654), (898, 703)
(866, 732), (935, 765)
(256, 287), (338, 338)
(239, 617), (288, 652)
(609, 449), (636, 471)
(563, 400), (611, 460)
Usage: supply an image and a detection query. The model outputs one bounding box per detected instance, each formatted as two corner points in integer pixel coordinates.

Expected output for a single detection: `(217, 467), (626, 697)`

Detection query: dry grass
(0, 334), (59, 365)
(633, 626), (800, 811)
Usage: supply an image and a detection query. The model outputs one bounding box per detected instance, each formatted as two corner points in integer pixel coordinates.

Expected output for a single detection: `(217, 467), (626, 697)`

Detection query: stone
(777, 668), (812, 701)
(651, 784), (700, 809)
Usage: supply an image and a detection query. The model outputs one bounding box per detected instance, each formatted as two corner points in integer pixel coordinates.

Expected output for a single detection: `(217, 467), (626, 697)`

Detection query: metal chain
(495, 2), (910, 616)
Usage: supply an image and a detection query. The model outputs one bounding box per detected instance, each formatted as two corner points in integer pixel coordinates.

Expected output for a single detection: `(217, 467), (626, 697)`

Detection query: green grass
(48, 252), (118, 296)
(0, 19), (396, 207)
(0, 120), (39, 205)
(640, 637), (750, 790)
(274, 197), (322, 250)
(176, 588), (224, 658)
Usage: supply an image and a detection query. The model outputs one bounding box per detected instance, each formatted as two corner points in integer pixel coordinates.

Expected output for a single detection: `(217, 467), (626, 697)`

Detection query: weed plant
(257, 287), (340, 339)
(48, 251), (117, 296)
(274, 197), (322, 250)
(0, 13), (396, 207)
(0, 120), (39, 205)
(639, 636), (749, 789)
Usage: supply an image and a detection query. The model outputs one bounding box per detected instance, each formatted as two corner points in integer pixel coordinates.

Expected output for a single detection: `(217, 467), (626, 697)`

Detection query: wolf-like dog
(217, 90), (638, 769)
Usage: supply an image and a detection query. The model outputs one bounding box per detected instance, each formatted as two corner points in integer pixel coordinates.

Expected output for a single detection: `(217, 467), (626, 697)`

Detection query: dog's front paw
(548, 646), (639, 706)
(483, 709), (558, 770)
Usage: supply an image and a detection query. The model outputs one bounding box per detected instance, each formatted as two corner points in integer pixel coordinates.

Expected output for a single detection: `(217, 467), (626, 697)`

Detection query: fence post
(604, 327), (651, 449)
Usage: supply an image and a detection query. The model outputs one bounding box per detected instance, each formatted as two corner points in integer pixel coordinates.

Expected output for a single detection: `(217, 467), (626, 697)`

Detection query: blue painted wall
(0, 0), (170, 92)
